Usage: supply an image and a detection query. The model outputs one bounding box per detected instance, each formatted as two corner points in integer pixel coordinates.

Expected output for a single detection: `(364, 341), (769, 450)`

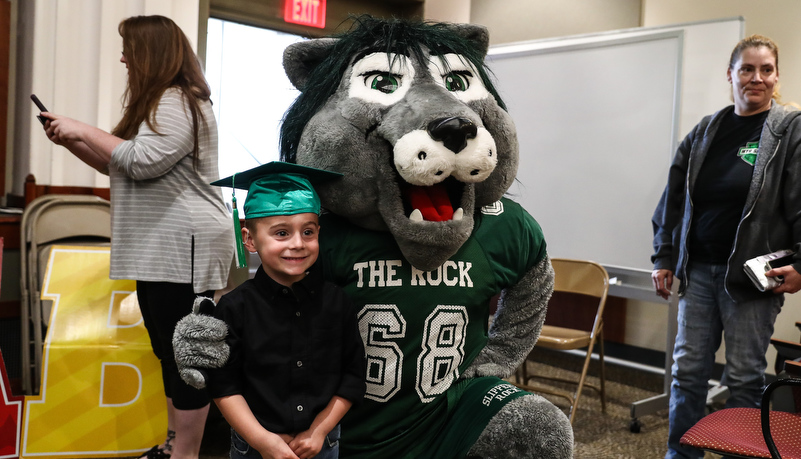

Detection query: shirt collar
(254, 262), (323, 302)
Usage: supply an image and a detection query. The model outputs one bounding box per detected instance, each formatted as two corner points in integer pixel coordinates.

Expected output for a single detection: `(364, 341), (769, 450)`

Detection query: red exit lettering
(284, 0), (327, 29)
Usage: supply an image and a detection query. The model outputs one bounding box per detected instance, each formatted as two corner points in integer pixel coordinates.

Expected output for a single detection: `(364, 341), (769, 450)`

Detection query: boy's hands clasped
(287, 427), (328, 459)
(255, 429), (325, 459)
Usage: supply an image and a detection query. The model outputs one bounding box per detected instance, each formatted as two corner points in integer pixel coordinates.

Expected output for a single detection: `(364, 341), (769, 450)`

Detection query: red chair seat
(680, 407), (801, 458)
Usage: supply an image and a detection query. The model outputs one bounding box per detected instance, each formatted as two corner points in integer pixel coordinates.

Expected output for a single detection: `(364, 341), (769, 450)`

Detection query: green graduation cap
(212, 162), (343, 268)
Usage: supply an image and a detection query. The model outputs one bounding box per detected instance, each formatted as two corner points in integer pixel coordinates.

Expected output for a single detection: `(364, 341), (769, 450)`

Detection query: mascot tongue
(403, 184), (454, 222)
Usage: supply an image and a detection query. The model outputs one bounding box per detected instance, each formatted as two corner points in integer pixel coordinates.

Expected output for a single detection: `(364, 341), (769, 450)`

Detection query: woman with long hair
(40, 15), (233, 459)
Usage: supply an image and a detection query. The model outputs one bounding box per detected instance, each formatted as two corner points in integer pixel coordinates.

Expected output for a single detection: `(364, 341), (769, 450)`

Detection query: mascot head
(281, 16), (519, 271)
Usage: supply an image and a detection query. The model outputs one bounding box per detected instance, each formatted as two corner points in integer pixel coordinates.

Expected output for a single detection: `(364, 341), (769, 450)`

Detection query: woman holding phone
(39, 15), (233, 459)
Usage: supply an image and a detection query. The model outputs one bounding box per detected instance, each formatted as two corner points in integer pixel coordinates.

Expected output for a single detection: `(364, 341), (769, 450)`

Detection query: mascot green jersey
(320, 199), (545, 456)
(174, 16), (574, 458)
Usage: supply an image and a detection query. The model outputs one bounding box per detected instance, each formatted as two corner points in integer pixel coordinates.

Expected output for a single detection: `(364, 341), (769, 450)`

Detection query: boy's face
(243, 213), (320, 287)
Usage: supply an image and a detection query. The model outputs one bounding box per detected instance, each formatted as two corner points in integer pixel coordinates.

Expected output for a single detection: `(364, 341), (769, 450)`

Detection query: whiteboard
(487, 18), (743, 271)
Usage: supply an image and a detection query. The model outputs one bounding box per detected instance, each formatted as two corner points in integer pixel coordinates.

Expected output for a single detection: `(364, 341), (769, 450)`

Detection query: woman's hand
(38, 112), (120, 172)
(652, 269), (674, 300)
(41, 115), (62, 146)
(43, 112), (90, 143)
(767, 265), (801, 294)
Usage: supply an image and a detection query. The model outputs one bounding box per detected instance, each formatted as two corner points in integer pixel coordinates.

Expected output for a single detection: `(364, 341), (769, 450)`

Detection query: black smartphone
(766, 251), (795, 281)
(30, 94), (49, 125)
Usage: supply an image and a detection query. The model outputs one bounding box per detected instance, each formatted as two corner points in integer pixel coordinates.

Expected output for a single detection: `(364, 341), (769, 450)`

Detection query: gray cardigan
(652, 102), (801, 302)
(109, 88), (233, 293)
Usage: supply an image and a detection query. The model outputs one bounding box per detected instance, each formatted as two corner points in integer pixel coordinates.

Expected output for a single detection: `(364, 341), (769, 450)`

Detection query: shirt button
(297, 405), (304, 412)
(297, 360), (303, 367)
(296, 311), (301, 317)
(282, 288), (289, 294)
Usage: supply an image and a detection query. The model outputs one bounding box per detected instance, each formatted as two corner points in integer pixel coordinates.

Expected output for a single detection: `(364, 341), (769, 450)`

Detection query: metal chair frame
(513, 257), (609, 424)
(20, 195), (111, 394)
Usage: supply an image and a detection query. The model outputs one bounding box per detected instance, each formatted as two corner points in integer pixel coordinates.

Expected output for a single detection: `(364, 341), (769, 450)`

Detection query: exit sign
(284, 0), (326, 29)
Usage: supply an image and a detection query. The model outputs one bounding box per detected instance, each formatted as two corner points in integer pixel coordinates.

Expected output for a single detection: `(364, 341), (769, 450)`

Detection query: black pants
(137, 280), (213, 410)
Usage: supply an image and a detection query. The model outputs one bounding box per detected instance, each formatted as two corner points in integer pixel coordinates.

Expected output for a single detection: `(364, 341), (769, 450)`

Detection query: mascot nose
(427, 117), (478, 153)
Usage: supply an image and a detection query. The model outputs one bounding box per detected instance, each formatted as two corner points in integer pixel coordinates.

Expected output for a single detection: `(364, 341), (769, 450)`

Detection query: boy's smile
(243, 212), (321, 287)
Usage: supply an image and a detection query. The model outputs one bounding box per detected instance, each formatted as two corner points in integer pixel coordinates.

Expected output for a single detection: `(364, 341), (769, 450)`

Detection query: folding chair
(513, 258), (609, 424)
(680, 360), (801, 459)
(20, 195), (111, 394)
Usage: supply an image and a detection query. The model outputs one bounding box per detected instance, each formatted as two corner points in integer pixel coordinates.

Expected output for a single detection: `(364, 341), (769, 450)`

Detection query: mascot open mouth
(401, 178), (465, 222)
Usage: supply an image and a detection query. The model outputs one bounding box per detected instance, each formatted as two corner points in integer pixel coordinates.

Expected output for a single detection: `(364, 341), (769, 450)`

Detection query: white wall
(424, 0), (470, 23)
(471, 0), (641, 45)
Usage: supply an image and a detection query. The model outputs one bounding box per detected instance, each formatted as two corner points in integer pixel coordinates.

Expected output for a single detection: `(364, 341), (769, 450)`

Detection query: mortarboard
(212, 162), (343, 268)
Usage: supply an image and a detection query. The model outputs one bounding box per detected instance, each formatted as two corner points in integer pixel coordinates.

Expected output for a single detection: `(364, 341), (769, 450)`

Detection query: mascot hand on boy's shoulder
(174, 16), (572, 458)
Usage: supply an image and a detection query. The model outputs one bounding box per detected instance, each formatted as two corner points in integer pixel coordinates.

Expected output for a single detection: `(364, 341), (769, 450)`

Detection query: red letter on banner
(0, 349), (23, 459)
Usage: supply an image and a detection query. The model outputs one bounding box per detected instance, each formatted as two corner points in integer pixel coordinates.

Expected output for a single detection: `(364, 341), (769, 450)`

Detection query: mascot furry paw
(175, 16), (573, 458)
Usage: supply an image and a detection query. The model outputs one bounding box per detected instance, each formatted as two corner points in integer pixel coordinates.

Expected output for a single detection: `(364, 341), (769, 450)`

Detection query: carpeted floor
(513, 348), (727, 459)
(516, 348), (671, 459)
(195, 347), (687, 459)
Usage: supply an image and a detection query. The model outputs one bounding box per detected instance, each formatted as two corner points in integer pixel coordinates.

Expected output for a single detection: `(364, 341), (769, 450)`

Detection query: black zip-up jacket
(652, 102), (801, 302)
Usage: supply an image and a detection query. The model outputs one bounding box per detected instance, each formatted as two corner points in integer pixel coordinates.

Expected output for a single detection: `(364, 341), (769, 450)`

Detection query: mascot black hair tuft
(279, 15), (507, 163)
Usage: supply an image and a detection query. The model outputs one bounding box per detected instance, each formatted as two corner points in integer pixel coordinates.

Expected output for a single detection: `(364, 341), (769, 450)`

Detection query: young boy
(207, 162), (366, 459)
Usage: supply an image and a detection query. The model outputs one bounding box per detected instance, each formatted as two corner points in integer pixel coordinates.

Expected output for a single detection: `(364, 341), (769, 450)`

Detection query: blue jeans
(665, 262), (782, 458)
(230, 425), (340, 459)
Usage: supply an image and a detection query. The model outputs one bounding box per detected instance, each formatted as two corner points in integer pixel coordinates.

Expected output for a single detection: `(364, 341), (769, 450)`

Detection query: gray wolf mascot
(175, 16), (573, 458)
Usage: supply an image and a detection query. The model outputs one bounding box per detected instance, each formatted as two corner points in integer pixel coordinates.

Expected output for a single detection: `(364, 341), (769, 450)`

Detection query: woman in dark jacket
(651, 34), (801, 459)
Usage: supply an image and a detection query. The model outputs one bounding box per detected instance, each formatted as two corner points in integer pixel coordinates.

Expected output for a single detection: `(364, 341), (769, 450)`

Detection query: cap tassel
(231, 175), (247, 269)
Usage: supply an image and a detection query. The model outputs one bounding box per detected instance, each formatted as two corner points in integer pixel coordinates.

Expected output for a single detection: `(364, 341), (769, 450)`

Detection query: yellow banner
(22, 246), (166, 458)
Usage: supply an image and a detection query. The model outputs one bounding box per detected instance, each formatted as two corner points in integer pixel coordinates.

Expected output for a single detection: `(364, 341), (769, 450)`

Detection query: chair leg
(20, 287), (31, 395)
(513, 365), (522, 385)
(570, 341), (596, 424)
(521, 354), (530, 383)
(598, 326), (606, 412)
(512, 355), (530, 386)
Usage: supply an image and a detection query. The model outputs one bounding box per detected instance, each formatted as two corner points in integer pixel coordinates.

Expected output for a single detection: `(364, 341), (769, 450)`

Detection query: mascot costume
(174, 16), (574, 458)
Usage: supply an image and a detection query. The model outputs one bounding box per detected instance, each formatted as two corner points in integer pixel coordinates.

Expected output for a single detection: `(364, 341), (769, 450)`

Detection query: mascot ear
(283, 37), (339, 91)
(449, 23), (490, 58)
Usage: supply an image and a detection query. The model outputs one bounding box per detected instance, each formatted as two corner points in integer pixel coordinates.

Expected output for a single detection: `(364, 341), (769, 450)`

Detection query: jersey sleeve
(473, 198), (548, 288)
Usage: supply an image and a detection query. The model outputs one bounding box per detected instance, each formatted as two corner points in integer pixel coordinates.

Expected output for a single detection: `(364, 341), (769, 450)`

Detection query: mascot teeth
(409, 206), (464, 222)
(403, 184), (456, 222)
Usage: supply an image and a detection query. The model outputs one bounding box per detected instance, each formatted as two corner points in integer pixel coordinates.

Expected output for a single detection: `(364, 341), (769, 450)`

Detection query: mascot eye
(444, 72), (470, 92)
(364, 72), (401, 94)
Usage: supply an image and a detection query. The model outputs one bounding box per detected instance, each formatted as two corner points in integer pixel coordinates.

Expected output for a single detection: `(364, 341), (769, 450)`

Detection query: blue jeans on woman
(230, 425), (341, 459)
(665, 262), (783, 458)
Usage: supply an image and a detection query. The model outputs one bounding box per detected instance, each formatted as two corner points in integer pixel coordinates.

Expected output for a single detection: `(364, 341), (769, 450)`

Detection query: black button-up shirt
(207, 263), (366, 434)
